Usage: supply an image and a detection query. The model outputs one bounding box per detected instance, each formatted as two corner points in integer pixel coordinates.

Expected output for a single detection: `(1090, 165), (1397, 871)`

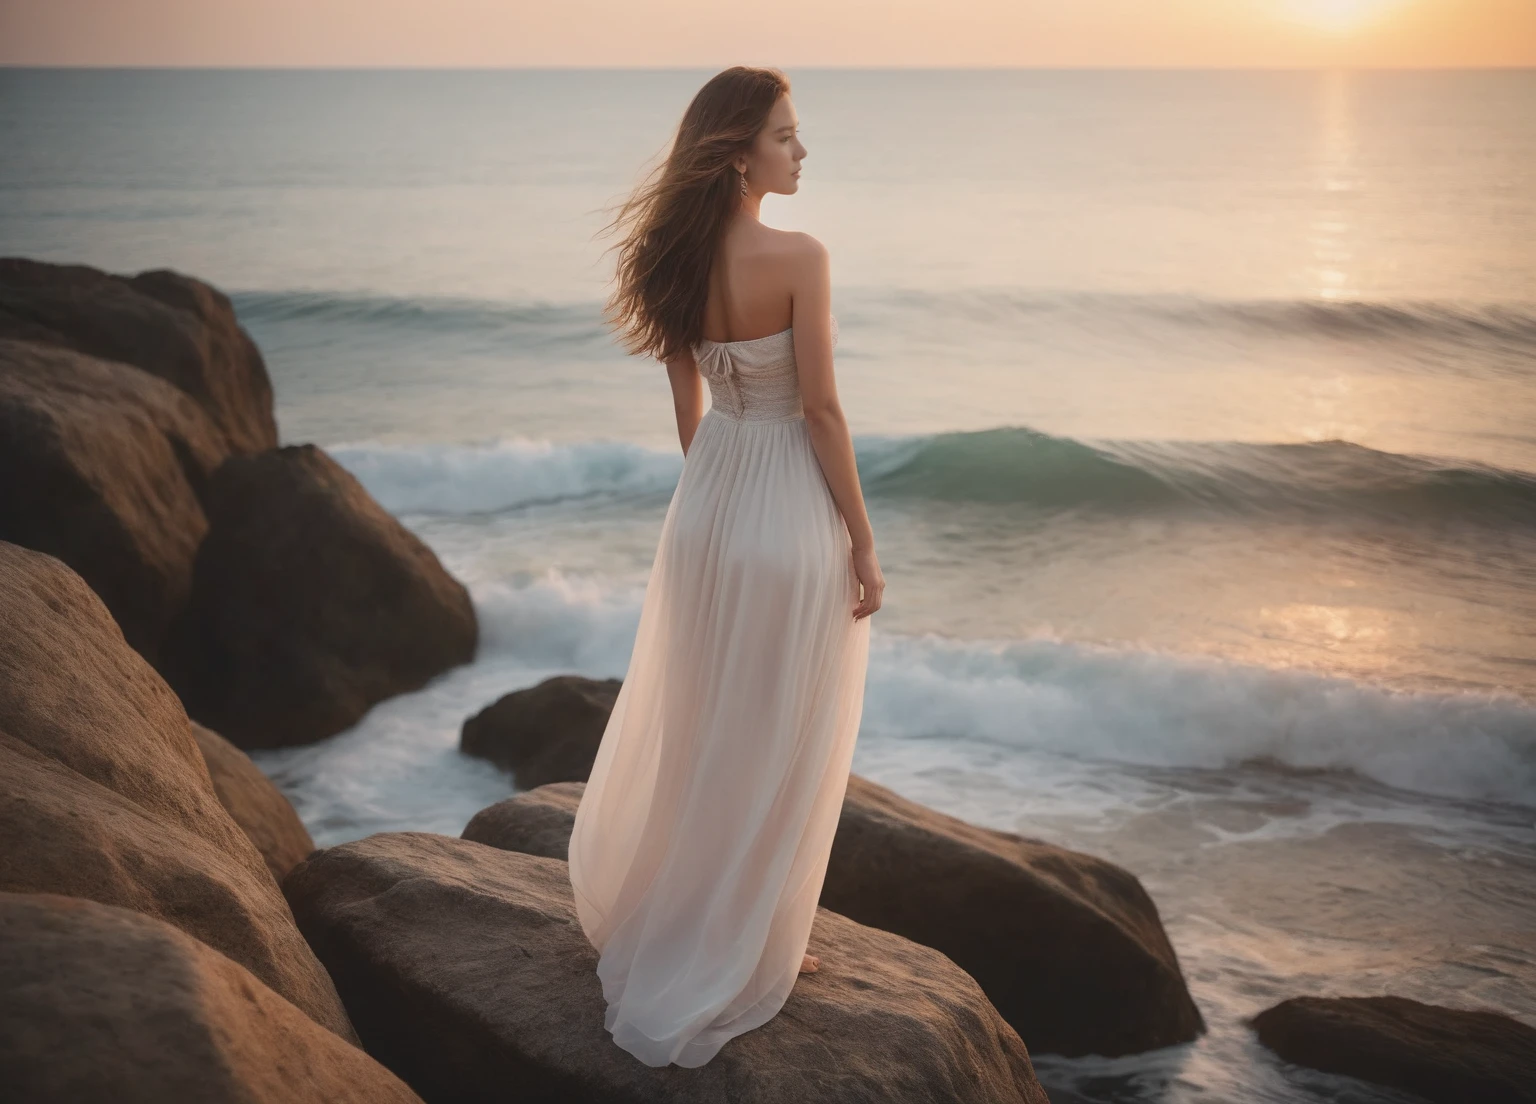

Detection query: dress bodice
(693, 315), (840, 422)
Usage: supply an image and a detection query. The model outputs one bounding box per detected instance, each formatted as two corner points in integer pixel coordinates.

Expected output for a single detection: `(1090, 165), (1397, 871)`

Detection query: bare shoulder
(777, 229), (828, 266)
(765, 231), (828, 298)
(750, 226), (826, 265)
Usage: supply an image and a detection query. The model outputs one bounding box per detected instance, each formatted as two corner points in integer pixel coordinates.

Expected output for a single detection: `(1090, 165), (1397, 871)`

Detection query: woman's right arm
(664, 353), (706, 456)
(790, 235), (885, 620)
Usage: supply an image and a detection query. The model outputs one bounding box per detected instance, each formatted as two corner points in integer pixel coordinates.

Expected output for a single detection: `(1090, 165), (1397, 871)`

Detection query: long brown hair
(598, 66), (791, 364)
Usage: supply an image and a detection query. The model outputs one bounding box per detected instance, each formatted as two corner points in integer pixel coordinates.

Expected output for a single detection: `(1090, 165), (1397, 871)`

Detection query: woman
(566, 65), (885, 1068)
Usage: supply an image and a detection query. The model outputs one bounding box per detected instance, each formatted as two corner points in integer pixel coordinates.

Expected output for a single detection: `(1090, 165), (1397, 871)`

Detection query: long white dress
(567, 314), (871, 1068)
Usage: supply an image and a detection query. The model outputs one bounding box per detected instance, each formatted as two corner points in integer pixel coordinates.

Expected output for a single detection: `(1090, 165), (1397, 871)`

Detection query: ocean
(3, 66), (1533, 1102)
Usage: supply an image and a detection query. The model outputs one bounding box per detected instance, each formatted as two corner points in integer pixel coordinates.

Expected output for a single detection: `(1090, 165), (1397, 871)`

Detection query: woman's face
(738, 94), (805, 196)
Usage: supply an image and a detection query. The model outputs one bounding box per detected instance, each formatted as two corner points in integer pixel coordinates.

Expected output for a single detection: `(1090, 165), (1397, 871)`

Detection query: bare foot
(799, 952), (820, 974)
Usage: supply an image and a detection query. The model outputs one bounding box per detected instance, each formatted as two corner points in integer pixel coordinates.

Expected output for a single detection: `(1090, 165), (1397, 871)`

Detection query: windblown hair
(599, 66), (791, 364)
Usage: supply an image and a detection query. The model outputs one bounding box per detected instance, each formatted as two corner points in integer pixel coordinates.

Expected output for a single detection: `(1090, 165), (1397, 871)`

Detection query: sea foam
(465, 569), (1536, 809)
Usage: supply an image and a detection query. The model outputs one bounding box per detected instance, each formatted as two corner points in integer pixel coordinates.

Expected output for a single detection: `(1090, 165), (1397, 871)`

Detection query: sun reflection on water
(1310, 70), (1361, 301)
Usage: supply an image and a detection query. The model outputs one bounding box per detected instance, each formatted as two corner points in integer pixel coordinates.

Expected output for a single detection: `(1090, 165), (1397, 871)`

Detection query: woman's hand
(851, 544), (885, 620)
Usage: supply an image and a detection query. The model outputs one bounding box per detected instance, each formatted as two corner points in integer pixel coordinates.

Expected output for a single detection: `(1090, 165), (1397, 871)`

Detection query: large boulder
(0, 337), (229, 663)
(284, 831), (1050, 1104)
(0, 891), (424, 1104)
(463, 775), (1203, 1058)
(1250, 995), (1536, 1104)
(163, 444), (478, 749)
(460, 675), (621, 787)
(0, 256), (277, 454)
(822, 775), (1202, 1058)
(0, 541), (356, 1041)
(193, 722), (316, 882)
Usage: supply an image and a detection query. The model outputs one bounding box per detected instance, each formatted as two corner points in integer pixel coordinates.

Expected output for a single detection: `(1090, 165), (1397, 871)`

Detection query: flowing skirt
(567, 406), (872, 1068)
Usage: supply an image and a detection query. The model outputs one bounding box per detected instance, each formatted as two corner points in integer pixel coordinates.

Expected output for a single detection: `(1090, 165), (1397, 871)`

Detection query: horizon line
(4, 62), (1534, 72)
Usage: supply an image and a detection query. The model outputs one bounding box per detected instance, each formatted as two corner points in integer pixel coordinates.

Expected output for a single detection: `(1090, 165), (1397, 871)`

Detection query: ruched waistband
(706, 406), (807, 425)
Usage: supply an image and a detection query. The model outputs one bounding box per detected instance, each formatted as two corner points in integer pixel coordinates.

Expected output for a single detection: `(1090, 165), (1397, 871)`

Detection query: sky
(1, 0), (1533, 68)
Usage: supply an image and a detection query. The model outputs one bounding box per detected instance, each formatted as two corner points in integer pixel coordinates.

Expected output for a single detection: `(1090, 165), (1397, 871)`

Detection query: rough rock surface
(0, 256), (277, 453)
(285, 831), (1051, 1104)
(463, 774), (1203, 1058)
(163, 444), (478, 749)
(0, 541), (356, 1041)
(1250, 995), (1536, 1104)
(193, 722), (316, 882)
(0, 891), (424, 1104)
(460, 674), (621, 787)
(0, 337), (228, 663)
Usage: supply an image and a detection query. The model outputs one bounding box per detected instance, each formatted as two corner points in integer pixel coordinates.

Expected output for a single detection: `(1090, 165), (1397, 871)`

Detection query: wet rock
(461, 674), (621, 787)
(1251, 994), (1536, 1104)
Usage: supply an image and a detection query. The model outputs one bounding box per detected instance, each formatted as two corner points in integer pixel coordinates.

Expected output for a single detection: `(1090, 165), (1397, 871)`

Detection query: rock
(461, 675), (621, 787)
(0, 541), (356, 1041)
(193, 722), (316, 882)
(1250, 995), (1536, 1104)
(0, 337), (229, 663)
(0, 891), (425, 1104)
(823, 775), (1203, 1058)
(462, 780), (587, 858)
(284, 831), (1050, 1104)
(463, 774), (1203, 1058)
(0, 256), (277, 454)
(163, 444), (478, 749)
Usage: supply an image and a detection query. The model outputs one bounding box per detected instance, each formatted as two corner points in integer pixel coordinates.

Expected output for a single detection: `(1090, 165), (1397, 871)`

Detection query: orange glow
(0, 0), (1531, 68)
(1274, 0), (1406, 33)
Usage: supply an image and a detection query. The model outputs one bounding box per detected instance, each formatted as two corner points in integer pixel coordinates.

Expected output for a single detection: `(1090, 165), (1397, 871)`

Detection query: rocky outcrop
(0, 541), (356, 1041)
(163, 444), (478, 749)
(460, 674), (621, 787)
(0, 256), (275, 667)
(193, 722), (316, 882)
(0, 338), (229, 664)
(0, 257), (277, 454)
(2, 256), (476, 750)
(1250, 995), (1536, 1104)
(0, 891), (424, 1104)
(284, 831), (1050, 1104)
(463, 775), (1202, 1058)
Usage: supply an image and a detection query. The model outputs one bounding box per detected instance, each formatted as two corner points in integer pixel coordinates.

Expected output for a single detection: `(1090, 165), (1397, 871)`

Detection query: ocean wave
(861, 631), (1536, 809)
(230, 288), (605, 351)
(866, 427), (1536, 522)
(877, 288), (1536, 359)
(330, 429), (1536, 525)
(1179, 296), (1536, 349)
(466, 570), (1536, 808)
(328, 437), (681, 515)
(232, 287), (1536, 362)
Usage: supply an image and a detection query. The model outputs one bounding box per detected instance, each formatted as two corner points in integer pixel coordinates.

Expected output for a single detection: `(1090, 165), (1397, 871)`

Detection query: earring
(739, 169), (748, 197)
